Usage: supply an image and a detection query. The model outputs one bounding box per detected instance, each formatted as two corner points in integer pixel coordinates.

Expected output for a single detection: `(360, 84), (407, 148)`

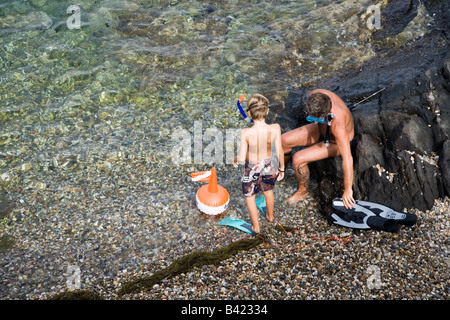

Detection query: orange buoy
(191, 167), (230, 215)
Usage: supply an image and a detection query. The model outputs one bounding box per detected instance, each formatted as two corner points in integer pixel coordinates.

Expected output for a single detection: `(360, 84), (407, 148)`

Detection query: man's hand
(342, 189), (356, 209)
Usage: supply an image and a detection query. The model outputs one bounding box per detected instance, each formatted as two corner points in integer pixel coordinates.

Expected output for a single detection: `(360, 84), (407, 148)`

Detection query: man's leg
(281, 124), (321, 163)
(287, 141), (339, 204)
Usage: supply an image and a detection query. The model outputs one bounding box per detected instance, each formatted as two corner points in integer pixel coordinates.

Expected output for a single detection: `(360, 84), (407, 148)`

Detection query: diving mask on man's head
(305, 113), (334, 125)
(306, 115), (327, 124)
(305, 113), (334, 147)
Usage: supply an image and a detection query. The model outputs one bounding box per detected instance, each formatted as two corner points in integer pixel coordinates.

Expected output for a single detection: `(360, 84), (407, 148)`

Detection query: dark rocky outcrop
(287, 0), (450, 212)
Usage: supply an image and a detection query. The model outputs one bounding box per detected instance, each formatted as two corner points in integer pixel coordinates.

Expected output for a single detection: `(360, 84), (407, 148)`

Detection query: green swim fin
(255, 196), (267, 215)
(218, 217), (257, 236)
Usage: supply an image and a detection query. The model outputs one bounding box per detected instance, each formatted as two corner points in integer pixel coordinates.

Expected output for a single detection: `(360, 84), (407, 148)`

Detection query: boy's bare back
(233, 93), (284, 180)
(242, 123), (281, 163)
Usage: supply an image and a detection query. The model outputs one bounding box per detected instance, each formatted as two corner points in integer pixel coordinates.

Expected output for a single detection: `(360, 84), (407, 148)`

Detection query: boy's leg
(287, 141), (339, 204)
(262, 189), (274, 222)
(245, 195), (260, 233)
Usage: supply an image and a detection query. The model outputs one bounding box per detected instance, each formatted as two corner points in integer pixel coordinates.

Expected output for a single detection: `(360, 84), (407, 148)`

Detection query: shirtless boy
(281, 89), (356, 209)
(234, 94), (285, 234)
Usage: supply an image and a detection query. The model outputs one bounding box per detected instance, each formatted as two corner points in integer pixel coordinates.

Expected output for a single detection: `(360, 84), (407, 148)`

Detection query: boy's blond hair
(247, 94), (269, 121)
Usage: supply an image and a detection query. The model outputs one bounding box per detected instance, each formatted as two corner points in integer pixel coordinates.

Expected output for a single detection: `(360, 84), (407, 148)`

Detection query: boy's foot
(251, 225), (260, 236)
(265, 214), (274, 222)
(286, 190), (309, 204)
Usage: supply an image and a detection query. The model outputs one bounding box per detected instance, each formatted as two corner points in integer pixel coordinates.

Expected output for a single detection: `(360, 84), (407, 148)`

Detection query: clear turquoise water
(0, 0), (376, 166)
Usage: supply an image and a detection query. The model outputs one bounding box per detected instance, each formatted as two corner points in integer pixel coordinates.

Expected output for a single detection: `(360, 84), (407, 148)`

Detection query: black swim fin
(332, 198), (417, 226)
(331, 198), (400, 232)
(352, 199), (417, 226)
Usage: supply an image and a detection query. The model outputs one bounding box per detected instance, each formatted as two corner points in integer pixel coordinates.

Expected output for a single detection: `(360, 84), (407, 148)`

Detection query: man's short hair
(304, 92), (332, 117)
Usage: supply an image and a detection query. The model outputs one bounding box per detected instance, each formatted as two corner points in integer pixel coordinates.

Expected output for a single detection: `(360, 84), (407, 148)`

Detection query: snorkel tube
(306, 113), (334, 147)
(237, 94), (253, 123)
(324, 113), (334, 147)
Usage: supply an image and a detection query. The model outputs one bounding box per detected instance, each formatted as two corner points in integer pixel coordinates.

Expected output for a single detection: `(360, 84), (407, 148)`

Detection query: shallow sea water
(0, 0), (426, 298)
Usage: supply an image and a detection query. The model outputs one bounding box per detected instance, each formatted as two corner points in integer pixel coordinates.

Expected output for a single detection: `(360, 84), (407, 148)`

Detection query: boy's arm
(234, 129), (248, 167)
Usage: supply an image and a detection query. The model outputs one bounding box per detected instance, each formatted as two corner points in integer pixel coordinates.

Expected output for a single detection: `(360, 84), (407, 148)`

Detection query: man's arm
(274, 125), (285, 180)
(335, 127), (356, 208)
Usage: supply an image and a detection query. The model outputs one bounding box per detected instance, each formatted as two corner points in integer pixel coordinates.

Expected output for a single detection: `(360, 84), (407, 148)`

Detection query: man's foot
(265, 213), (274, 222)
(286, 190), (309, 204)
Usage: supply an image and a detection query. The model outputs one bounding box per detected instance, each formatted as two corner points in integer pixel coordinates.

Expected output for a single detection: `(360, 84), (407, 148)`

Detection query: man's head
(247, 94), (269, 120)
(304, 92), (332, 118)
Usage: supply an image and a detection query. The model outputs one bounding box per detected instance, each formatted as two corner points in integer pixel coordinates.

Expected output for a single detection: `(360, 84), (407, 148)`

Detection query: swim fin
(255, 196), (267, 215)
(218, 217), (257, 236)
(332, 198), (417, 226)
(351, 199), (417, 226)
(331, 198), (400, 232)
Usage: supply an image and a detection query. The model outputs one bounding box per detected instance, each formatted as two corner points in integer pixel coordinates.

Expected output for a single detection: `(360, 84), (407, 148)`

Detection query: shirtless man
(281, 89), (356, 209)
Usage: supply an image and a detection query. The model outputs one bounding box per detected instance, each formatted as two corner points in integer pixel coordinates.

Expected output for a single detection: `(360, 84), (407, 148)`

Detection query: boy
(233, 94), (285, 234)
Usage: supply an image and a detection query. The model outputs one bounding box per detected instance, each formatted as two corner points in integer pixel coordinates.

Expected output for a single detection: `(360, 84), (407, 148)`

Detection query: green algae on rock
(0, 235), (14, 252)
(48, 289), (104, 300)
(117, 236), (264, 298)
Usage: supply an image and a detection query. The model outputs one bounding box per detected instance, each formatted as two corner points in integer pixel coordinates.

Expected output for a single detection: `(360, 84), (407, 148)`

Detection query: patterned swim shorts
(241, 157), (278, 197)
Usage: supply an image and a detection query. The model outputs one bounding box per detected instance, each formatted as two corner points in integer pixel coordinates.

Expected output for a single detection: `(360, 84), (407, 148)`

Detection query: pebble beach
(3, 167), (448, 300)
(119, 194), (450, 301)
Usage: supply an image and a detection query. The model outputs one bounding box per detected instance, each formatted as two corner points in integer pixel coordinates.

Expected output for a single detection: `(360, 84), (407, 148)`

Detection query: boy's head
(247, 94), (269, 120)
(304, 92), (332, 118)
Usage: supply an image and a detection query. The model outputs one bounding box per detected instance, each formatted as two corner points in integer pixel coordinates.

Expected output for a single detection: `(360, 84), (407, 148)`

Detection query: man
(281, 89), (356, 209)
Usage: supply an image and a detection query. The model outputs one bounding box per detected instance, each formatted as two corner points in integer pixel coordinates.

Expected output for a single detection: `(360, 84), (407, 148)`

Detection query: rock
(380, 111), (434, 155)
(295, 0), (450, 212)
(0, 11), (53, 31)
(354, 133), (384, 173)
(353, 150), (441, 211)
(30, 0), (47, 8)
(380, 0), (416, 29)
(372, 0), (424, 47)
(439, 140), (450, 196)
